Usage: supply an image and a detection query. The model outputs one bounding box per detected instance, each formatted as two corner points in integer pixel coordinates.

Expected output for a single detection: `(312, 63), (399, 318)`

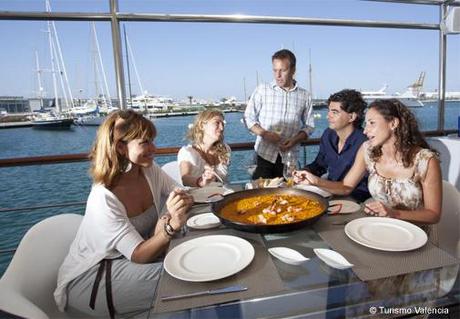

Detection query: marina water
(0, 101), (459, 275)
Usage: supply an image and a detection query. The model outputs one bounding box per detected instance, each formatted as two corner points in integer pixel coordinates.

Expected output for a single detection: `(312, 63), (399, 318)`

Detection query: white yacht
(362, 73), (425, 107)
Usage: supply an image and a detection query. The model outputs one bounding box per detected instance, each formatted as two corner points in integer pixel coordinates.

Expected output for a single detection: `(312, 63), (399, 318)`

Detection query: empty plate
(313, 248), (354, 270)
(164, 235), (255, 282)
(345, 217), (428, 251)
(294, 184), (332, 198)
(268, 247), (309, 265)
(190, 186), (234, 203)
(186, 213), (221, 230)
(328, 200), (361, 214)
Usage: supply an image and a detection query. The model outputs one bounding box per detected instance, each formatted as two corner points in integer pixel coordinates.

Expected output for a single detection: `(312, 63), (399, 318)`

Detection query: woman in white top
(54, 110), (192, 317)
(178, 109), (231, 187)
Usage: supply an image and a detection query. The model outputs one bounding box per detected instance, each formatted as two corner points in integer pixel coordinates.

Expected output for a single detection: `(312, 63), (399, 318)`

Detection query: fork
(331, 220), (350, 226)
(327, 203), (343, 215)
(210, 170), (224, 184)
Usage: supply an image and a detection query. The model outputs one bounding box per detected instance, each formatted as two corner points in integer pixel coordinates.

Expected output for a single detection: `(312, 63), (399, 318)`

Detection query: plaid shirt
(244, 81), (315, 164)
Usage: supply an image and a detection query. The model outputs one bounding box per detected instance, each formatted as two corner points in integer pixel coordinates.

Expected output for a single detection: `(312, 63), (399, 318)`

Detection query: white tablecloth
(428, 135), (460, 190)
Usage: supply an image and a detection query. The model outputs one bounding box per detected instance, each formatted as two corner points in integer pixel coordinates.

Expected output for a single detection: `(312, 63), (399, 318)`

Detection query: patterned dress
(363, 141), (438, 242)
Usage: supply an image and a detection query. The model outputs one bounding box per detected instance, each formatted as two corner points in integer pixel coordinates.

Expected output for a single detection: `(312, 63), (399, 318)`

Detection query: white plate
(345, 217), (428, 251)
(164, 235), (255, 282)
(186, 213), (221, 230)
(294, 184), (332, 198)
(190, 186), (234, 203)
(328, 200), (361, 214)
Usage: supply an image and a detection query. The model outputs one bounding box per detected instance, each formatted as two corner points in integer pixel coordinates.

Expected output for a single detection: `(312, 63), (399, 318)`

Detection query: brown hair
(272, 49), (296, 70)
(368, 99), (437, 167)
(186, 109), (229, 164)
(89, 110), (156, 188)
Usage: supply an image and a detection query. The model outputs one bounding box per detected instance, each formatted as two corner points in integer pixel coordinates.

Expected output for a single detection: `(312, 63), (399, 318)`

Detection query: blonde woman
(54, 110), (192, 317)
(178, 109), (231, 187)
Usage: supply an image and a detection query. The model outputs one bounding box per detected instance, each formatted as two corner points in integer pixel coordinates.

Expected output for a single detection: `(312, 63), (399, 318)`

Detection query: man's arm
(279, 92), (314, 152)
(244, 86), (281, 144)
(304, 137), (327, 177)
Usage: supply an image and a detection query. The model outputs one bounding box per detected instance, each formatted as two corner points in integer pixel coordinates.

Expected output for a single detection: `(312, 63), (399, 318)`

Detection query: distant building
(0, 96), (30, 113)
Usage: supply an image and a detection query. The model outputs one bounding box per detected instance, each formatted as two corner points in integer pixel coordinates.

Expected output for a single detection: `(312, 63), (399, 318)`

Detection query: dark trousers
(252, 154), (284, 179)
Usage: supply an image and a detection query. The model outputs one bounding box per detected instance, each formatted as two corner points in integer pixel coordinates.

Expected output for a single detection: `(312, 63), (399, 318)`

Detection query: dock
(0, 121), (32, 129)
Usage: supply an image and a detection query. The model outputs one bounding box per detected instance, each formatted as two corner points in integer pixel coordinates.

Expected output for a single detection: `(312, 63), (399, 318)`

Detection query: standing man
(244, 49), (314, 179)
(294, 89), (370, 201)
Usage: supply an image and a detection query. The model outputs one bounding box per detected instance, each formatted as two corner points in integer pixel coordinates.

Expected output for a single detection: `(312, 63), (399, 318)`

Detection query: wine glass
(283, 151), (297, 187)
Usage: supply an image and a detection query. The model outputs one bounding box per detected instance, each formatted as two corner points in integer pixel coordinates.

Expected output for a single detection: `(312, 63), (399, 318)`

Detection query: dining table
(144, 184), (460, 319)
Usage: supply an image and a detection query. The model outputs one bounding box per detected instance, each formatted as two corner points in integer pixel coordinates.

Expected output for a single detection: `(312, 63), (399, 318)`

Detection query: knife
(161, 284), (248, 301)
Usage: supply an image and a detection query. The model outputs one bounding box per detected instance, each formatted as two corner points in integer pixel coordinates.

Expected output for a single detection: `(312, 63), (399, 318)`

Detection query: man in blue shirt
(295, 89), (370, 201)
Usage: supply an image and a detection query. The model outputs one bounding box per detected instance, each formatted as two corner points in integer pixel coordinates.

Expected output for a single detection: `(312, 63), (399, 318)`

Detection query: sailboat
(32, 0), (74, 129)
(73, 22), (116, 126)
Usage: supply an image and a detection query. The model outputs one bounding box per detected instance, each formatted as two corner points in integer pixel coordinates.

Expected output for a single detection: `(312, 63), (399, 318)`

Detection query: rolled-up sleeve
(244, 87), (261, 130)
(301, 94), (315, 136)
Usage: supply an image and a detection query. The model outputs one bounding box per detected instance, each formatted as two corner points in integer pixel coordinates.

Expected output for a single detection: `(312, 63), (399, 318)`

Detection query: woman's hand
(293, 170), (319, 185)
(166, 188), (193, 230)
(199, 166), (216, 187)
(364, 201), (398, 218)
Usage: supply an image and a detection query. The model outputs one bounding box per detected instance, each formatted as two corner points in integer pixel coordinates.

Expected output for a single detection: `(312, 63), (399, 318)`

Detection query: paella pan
(211, 187), (328, 233)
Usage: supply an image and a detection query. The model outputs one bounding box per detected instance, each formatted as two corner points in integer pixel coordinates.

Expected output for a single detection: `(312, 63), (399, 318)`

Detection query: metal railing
(0, 0), (458, 130)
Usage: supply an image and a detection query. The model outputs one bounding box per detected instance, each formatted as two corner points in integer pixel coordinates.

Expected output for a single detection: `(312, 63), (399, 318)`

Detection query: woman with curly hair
(178, 109), (231, 187)
(295, 99), (442, 229)
(55, 110), (192, 317)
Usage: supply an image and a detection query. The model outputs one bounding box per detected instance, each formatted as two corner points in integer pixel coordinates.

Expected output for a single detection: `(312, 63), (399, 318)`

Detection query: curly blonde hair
(186, 109), (229, 164)
(89, 110), (156, 188)
(368, 99), (437, 168)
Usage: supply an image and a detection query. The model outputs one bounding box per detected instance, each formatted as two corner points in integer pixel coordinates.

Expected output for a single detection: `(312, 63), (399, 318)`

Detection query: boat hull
(31, 118), (74, 129)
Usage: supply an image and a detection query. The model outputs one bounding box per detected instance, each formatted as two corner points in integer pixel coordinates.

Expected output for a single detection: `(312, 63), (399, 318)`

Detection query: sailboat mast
(92, 22), (112, 108)
(35, 51), (44, 109)
(126, 34), (144, 95)
(46, 19), (60, 113)
(308, 49), (313, 99)
(243, 77), (247, 102)
(45, 0), (74, 109)
(91, 32), (101, 106)
(123, 25), (133, 106)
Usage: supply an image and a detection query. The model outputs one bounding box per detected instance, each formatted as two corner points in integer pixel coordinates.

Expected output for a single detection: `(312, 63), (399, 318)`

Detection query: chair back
(438, 181), (460, 258)
(0, 214), (82, 319)
(161, 161), (183, 185)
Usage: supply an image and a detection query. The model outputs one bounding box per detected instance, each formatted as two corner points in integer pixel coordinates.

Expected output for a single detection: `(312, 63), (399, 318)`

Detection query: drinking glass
(283, 151), (297, 187)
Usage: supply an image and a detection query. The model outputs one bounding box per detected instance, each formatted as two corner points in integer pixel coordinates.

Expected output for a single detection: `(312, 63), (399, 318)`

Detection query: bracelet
(163, 220), (176, 237)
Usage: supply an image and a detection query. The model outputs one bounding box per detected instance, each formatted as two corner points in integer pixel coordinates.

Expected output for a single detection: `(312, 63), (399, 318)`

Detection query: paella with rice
(220, 193), (324, 225)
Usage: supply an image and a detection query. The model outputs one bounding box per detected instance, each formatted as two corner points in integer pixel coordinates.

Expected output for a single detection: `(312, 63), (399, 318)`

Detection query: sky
(0, 0), (459, 101)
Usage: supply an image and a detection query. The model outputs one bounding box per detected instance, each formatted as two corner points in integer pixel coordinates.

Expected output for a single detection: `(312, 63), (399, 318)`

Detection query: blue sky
(0, 0), (459, 100)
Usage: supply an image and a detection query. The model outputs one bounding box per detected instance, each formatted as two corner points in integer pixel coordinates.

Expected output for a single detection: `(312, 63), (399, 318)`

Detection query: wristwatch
(164, 220), (176, 237)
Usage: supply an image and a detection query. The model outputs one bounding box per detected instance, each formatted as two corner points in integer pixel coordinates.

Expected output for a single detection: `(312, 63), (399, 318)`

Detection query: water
(0, 101), (459, 274)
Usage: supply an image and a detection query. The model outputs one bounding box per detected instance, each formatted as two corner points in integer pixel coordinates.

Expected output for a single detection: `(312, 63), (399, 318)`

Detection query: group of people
(54, 49), (443, 317)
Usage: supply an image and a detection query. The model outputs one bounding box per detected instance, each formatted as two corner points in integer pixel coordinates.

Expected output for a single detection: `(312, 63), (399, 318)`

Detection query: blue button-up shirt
(305, 128), (370, 202)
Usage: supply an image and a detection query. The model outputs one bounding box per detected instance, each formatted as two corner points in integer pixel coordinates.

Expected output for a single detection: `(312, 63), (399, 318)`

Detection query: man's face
(272, 58), (295, 89)
(327, 101), (354, 131)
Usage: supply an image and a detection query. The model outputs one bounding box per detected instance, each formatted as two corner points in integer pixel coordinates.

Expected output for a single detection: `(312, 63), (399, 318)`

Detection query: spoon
(268, 247), (310, 265)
